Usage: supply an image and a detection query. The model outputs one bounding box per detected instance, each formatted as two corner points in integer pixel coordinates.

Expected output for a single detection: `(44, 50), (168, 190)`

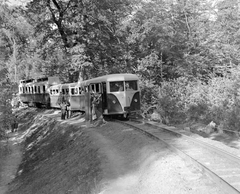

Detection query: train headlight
(134, 99), (138, 102)
(112, 100), (116, 104)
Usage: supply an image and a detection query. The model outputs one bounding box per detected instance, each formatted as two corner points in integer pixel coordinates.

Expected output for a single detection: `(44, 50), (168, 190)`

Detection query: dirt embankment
(4, 108), (101, 194)
(0, 137), (22, 194)
(2, 108), (223, 194)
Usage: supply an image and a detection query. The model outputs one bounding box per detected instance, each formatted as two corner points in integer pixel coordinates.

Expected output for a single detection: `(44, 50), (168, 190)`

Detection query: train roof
(19, 79), (34, 84)
(19, 76), (61, 85)
(78, 74), (139, 85)
(49, 82), (77, 89)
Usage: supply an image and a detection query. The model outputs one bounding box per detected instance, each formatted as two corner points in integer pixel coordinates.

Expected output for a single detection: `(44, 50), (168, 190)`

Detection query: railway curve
(115, 119), (240, 194)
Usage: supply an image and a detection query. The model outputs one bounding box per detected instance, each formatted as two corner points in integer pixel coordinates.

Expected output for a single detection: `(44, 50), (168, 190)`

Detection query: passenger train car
(80, 74), (140, 117)
(19, 74), (140, 117)
(19, 77), (61, 107)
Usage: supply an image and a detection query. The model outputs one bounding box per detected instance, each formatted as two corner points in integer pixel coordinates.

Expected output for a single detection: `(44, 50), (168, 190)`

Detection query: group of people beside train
(58, 92), (71, 120)
(91, 92), (104, 122)
(58, 91), (105, 125)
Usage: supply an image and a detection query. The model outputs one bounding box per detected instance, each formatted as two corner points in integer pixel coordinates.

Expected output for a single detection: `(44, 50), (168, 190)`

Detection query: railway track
(115, 119), (240, 194)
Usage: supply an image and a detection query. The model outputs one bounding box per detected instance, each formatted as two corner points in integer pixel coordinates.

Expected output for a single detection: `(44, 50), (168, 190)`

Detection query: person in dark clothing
(91, 93), (98, 121)
(11, 116), (18, 133)
(92, 93), (106, 126)
(66, 100), (71, 119)
(95, 93), (103, 119)
(60, 100), (67, 120)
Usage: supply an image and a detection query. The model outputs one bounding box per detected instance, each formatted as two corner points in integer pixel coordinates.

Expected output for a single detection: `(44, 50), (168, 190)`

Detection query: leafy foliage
(1, 0), (240, 131)
(23, 0), (134, 81)
(158, 68), (240, 131)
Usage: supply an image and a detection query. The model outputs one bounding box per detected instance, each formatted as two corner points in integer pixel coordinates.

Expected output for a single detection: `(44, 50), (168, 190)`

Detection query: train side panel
(50, 95), (61, 108)
(69, 95), (85, 111)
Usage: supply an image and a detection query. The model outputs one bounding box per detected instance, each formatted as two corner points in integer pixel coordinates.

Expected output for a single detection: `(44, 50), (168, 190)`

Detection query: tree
(125, 0), (221, 82)
(0, 1), (34, 81)
(0, 1), (27, 137)
(24, 0), (134, 81)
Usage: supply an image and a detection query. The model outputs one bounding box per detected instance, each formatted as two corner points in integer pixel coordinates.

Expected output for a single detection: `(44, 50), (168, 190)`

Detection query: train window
(38, 86), (40, 93)
(96, 84), (101, 93)
(56, 89), (59, 94)
(79, 87), (82, 94)
(71, 88), (75, 95)
(43, 85), (46, 93)
(125, 81), (138, 91)
(75, 88), (78, 94)
(34, 86), (37, 93)
(62, 89), (65, 94)
(91, 85), (95, 92)
(110, 81), (124, 92)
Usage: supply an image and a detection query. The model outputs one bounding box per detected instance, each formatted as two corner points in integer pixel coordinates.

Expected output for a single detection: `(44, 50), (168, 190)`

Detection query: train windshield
(125, 81), (138, 91)
(110, 81), (124, 92)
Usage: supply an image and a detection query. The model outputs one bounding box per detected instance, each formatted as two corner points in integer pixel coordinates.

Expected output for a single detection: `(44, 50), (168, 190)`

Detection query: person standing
(66, 99), (71, 119)
(93, 93), (106, 126)
(60, 99), (67, 120)
(91, 93), (97, 121)
(11, 116), (18, 133)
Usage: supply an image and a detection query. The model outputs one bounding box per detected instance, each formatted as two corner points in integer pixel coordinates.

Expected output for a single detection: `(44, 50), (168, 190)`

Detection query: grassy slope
(6, 109), (102, 194)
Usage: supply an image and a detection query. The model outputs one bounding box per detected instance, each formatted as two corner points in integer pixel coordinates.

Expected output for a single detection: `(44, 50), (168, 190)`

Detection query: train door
(89, 82), (107, 114)
(102, 82), (107, 113)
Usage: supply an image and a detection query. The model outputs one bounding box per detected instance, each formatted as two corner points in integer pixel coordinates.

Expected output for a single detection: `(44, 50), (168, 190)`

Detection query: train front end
(105, 74), (140, 117)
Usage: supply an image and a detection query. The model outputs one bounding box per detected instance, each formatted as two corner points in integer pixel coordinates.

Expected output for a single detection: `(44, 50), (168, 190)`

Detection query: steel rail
(138, 120), (240, 165)
(115, 119), (240, 194)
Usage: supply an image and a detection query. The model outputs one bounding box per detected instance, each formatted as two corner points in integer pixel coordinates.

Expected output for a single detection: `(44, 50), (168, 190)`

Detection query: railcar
(19, 76), (60, 107)
(49, 82), (86, 111)
(80, 73), (141, 117)
(19, 79), (34, 106)
(49, 82), (78, 109)
(68, 82), (85, 111)
(49, 83), (61, 108)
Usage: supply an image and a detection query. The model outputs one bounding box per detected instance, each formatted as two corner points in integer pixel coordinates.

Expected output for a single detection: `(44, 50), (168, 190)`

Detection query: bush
(0, 84), (16, 139)
(157, 71), (240, 131)
(139, 79), (159, 112)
